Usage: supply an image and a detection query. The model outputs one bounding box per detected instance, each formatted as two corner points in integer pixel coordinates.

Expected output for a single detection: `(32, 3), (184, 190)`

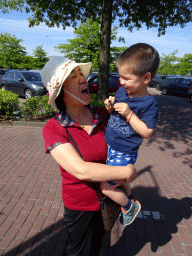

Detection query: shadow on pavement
(4, 218), (67, 256)
(3, 166), (192, 256)
(109, 165), (192, 255)
(145, 94), (192, 169)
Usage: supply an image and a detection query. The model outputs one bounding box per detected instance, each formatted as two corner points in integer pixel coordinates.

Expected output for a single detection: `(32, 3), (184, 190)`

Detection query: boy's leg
(105, 146), (141, 225)
(100, 181), (129, 206)
(119, 183), (141, 226)
(119, 183), (132, 197)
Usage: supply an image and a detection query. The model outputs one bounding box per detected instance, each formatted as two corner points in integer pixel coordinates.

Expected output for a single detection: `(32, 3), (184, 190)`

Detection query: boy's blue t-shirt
(105, 86), (158, 155)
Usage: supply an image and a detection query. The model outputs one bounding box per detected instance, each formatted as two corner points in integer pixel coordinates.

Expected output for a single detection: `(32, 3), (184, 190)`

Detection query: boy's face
(118, 65), (151, 97)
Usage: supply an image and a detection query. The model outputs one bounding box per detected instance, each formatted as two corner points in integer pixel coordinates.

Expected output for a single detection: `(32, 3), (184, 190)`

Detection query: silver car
(0, 70), (47, 98)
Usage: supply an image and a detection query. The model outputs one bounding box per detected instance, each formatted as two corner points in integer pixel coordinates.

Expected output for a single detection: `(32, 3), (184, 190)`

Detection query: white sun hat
(41, 56), (92, 110)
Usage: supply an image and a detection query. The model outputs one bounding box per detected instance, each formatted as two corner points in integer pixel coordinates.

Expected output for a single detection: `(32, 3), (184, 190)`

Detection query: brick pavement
(0, 91), (192, 256)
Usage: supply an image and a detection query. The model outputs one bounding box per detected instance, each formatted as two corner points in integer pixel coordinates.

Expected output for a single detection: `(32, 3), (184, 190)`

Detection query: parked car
(187, 87), (192, 102)
(0, 70), (47, 98)
(156, 75), (182, 90)
(158, 76), (192, 97)
(148, 74), (168, 88)
(88, 74), (121, 93)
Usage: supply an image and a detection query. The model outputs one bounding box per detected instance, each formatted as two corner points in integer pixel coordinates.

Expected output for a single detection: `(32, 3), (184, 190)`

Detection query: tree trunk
(97, 0), (113, 101)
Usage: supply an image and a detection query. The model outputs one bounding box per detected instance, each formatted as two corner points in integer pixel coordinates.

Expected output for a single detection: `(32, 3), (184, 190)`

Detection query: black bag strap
(65, 128), (85, 160)
(54, 115), (104, 207)
(65, 128), (105, 208)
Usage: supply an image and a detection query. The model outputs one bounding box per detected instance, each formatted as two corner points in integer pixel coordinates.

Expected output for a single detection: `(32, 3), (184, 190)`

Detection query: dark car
(158, 76), (192, 96)
(0, 70), (47, 98)
(187, 87), (192, 102)
(148, 74), (168, 88)
(88, 74), (121, 93)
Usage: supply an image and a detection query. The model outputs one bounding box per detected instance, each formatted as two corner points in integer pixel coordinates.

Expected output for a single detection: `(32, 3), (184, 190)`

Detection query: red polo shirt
(42, 106), (109, 211)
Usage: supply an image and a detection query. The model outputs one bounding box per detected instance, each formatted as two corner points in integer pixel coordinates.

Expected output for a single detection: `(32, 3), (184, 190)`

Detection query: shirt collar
(55, 105), (103, 128)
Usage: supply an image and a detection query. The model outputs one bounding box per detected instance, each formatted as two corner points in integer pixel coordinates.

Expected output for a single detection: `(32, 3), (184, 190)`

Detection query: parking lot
(150, 87), (192, 107)
(0, 88), (192, 256)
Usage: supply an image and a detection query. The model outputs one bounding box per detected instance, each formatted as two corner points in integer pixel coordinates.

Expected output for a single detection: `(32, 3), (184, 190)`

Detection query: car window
(92, 78), (98, 83)
(22, 72), (41, 81)
(2, 72), (8, 78)
(0, 70), (5, 75)
(165, 78), (173, 84)
(183, 79), (192, 85)
(109, 77), (116, 84)
(174, 78), (181, 83)
(7, 72), (14, 79)
(15, 73), (23, 81)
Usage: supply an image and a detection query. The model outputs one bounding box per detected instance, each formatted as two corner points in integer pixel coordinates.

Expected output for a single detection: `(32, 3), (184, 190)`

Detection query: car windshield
(21, 72), (42, 81)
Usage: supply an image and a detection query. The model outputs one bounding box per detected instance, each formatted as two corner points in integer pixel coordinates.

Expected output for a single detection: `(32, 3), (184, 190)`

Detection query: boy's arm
(114, 103), (154, 138)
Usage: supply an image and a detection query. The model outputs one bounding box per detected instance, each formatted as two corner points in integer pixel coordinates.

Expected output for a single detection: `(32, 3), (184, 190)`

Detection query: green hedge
(0, 91), (114, 121)
(20, 95), (56, 120)
(0, 89), (19, 117)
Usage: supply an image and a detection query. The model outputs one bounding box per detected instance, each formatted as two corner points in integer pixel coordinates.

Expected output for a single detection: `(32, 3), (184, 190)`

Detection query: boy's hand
(113, 103), (132, 119)
(104, 96), (116, 114)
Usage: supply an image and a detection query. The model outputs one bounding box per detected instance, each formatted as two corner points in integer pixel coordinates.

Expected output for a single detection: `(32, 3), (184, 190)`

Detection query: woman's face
(63, 67), (91, 105)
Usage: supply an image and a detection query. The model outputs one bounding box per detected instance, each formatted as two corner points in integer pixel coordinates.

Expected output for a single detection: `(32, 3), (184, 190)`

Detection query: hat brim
(41, 57), (92, 111)
(51, 62), (92, 110)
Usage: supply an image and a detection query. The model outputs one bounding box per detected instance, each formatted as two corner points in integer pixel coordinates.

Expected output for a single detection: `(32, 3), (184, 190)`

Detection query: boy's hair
(116, 43), (160, 79)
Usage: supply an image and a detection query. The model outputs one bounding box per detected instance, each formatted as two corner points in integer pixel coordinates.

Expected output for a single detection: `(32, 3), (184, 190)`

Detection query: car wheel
(1, 85), (6, 90)
(162, 87), (168, 95)
(25, 89), (32, 99)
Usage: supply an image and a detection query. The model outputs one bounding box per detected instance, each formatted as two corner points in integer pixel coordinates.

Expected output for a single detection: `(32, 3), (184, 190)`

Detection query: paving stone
(0, 90), (192, 255)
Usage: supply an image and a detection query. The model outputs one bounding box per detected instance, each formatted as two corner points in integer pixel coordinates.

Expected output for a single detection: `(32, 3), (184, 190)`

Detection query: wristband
(126, 111), (134, 122)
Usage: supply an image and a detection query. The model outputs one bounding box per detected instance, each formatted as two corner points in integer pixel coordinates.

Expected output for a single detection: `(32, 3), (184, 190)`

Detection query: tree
(0, 32), (27, 69)
(178, 54), (192, 76)
(158, 50), (179, 75)
(32, 45), (48, 69)
(54, 18), (126, 72)
(1, 0), (192, 99)
(110, 46), (127, 72)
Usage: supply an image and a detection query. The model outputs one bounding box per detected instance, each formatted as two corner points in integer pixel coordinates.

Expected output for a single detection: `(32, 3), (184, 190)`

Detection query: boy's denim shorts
(106, 145), (138, 185)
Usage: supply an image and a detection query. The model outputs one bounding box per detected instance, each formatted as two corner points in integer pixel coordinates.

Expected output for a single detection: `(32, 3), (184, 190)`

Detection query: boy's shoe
(120, 200), (141, 226)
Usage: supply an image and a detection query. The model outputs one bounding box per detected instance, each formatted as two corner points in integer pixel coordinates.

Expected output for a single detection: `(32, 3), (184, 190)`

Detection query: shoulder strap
(54, 115), (104, 205)
(65, 128), (85, 161)
(66, 128), (104, 206)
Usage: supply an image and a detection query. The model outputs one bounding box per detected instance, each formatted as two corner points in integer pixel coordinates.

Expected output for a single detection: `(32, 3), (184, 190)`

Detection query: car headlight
(31, 84), (41, 89)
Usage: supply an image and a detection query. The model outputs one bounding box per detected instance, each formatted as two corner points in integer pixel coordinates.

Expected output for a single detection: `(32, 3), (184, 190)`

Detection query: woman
(41, 56), (137, 256)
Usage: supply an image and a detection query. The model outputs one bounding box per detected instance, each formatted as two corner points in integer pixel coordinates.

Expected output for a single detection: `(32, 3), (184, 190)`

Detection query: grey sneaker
(120, 200), (141, 226)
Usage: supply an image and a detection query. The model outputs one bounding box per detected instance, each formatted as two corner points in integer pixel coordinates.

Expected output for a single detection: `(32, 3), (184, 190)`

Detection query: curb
(13, 120), (47, 127)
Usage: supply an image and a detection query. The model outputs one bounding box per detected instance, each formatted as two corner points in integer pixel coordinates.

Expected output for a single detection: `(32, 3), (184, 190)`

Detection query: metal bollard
(12, 110), (21, 121)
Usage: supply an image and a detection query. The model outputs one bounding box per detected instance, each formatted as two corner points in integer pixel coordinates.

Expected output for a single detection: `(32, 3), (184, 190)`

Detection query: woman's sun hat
(41, 56), (92, 110)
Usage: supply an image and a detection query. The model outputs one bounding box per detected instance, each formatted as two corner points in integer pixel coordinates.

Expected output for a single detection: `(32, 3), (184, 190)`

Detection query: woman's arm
(50, 143), (137, 183)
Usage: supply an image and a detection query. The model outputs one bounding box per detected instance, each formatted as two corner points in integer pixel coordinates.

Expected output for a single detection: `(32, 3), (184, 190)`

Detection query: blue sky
(0, 9), (192, 58)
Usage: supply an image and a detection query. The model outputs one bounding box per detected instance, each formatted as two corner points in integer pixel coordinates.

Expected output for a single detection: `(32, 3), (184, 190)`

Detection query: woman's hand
(112, 179), (127, 187)
(104, 96), (116, 114)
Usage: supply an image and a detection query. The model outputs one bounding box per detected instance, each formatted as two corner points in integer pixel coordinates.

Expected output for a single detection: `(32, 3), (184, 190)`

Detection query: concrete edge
(13, 121), (47, 127)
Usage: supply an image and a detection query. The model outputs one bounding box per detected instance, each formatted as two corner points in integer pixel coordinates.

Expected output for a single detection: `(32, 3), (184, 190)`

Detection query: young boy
(100, 43), (160, 226)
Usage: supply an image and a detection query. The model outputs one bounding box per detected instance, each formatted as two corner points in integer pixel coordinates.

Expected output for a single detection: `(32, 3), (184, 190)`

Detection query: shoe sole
(124, 200), (141, 226)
